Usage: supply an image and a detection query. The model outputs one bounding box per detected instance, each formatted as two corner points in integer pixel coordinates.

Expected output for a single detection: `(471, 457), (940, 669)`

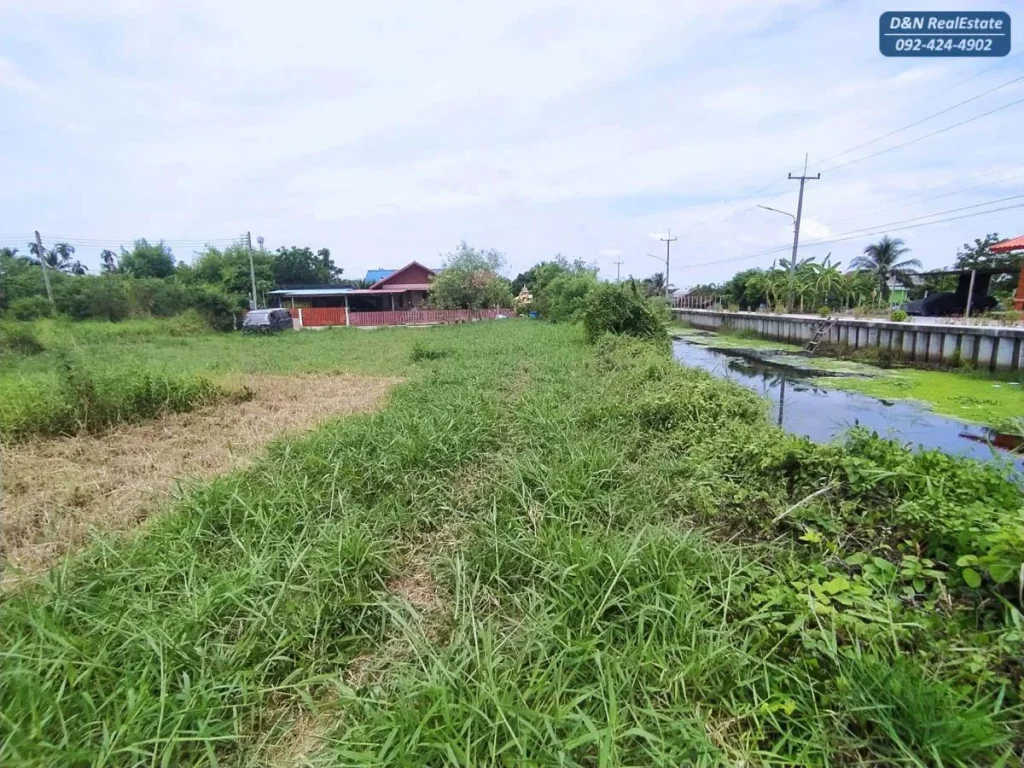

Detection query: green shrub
(580, 282), (669, 346)
(190, 287), (237, 331)
(540, 271), (598, 322)
(818, 306), (830, 317)
(7, 295), (53, 321)
(0, 322), (45, 355)
(890, 308), (909, 322)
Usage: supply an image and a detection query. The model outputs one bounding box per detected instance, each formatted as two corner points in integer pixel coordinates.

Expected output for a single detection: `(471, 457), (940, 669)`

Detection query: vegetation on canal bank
(1, 321), (1022, 765)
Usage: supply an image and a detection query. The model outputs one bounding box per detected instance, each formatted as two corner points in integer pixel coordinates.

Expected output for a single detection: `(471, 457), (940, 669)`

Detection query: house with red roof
(269, 261), (437, 312)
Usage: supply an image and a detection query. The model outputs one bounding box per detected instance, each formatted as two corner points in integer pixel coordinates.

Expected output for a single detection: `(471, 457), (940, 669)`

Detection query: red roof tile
(991, 235), (1024, 253)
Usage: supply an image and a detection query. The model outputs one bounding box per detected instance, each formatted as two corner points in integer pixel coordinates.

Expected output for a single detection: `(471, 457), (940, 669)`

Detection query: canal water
(673, 340), (1024, 473)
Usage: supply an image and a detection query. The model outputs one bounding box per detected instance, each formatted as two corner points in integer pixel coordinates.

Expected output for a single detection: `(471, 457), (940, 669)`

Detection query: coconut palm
(849, 236), (921, 300)
(100, 249), (118, 273)
(28, 241), (85, 273)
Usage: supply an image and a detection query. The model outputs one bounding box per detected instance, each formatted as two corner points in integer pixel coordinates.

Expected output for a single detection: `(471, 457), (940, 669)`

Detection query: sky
(1, 0), (1022, 288)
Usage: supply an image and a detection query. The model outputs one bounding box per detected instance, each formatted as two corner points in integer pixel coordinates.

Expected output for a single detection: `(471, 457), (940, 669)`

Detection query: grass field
(0, 319), (419, 441)
(1, 319), (1022, 765)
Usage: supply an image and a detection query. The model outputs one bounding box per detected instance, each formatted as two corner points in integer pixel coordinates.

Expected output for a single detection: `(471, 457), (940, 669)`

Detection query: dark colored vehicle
(242, 308), (294, 333)
(904, 292), (998, 317)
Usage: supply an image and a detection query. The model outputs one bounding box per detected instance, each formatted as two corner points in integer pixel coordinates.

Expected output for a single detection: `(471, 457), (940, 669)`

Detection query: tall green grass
(0, 351), (237, 441)
(1, 322), (1021, 765)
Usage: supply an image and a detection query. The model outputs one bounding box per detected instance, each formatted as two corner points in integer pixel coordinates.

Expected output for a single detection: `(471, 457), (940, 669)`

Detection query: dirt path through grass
(1, 373), (397, 584)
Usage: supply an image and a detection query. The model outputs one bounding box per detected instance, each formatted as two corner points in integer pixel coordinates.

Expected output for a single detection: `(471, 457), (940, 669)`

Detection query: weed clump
(410, 342), (453, 362)
(0, 322), (45, 355)
(580, 281), (668, 346)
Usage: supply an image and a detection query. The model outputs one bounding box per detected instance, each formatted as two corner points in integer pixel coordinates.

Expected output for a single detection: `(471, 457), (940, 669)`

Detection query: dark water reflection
(673, 340), (1024, 473)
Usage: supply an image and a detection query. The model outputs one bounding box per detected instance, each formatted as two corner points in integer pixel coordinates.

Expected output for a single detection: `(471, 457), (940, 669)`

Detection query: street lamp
(756, 204), (795, 223)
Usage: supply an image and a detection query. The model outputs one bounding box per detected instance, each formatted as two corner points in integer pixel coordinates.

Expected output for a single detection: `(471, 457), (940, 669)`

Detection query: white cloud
(0, 0), (1021, 283)
(0, 56), (41, 94)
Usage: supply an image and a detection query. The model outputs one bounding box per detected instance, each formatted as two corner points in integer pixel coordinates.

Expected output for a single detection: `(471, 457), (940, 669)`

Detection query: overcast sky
(1, 0), (1022, 287)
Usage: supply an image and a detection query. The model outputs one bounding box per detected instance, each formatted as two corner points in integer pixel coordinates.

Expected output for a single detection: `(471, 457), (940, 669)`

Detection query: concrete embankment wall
(672, 309), (1024, 373)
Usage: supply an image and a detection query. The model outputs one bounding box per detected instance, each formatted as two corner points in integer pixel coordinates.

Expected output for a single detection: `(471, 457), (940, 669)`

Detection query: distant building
(269, 261), (437, 311)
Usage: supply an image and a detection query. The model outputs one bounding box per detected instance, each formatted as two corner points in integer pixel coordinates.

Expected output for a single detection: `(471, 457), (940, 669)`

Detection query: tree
(100, 249), (118, 273)
(721, 268), (767, 309)
(641, 272), (670, 298)
(954, 233), (1004, 270)
(25, 241), (86, 274)
(541, 270), (599, 322)
(954, 232), (1022, 296)
(849, 236), (921, 301)
(188, 244), (274, 310)
(118, 239), (175, 278)
(271, 246), (342, 286)
(429, 242), (513, 309)
(1, 248), (44, 312)
(512, 255), (594, 295)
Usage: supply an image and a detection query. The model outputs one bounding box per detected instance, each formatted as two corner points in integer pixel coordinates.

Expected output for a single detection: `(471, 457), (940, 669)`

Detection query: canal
(673, 339), (1024, 473)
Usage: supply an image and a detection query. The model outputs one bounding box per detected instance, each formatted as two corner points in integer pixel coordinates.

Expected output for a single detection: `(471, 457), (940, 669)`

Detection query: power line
(810, 74), (1024, 168)
(804, 194), (1024, 244)
(680, 199), (1024, 271)
(672, 68), (1024, 237)
(820, 167), (1024, 229)
(0, 235), (240, 247)
(819, 96), (1024, 174)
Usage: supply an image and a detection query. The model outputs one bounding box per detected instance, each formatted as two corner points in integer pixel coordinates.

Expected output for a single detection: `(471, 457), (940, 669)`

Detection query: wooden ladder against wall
(804, 317), (836, 355)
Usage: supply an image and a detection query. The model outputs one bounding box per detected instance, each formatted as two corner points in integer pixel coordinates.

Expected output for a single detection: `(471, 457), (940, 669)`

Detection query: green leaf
(986, 562), (1018, 584)
(822, 576), (851, 594)
(956, 555), (979, 567)
(912, 578), (926, 593)
(962, 568), (982, 589)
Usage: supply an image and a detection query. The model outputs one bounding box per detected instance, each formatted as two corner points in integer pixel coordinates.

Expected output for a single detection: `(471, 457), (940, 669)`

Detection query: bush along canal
(673, 339), (1024, 473)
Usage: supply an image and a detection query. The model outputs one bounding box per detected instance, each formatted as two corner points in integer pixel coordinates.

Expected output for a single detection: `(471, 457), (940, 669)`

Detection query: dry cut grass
(1, 374), (397, 584)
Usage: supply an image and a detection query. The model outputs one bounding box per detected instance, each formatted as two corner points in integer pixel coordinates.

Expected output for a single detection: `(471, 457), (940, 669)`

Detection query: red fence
(288, 307), (512, 328)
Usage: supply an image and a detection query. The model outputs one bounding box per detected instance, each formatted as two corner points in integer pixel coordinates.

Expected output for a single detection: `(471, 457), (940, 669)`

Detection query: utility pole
(34, 231), (55, 311)
(614, 257), (624, 282)
(787, 155), (820, 313)
(245, 231), (258, 310)
(660, 228), (677, 299)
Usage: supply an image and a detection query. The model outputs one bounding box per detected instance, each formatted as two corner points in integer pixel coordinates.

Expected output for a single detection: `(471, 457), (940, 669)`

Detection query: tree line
(0, 239), (358, 328)
(687, 234), (1021, 313)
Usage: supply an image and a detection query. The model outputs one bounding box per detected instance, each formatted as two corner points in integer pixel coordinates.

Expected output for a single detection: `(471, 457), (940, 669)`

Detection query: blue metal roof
(365, 268), (396, 283)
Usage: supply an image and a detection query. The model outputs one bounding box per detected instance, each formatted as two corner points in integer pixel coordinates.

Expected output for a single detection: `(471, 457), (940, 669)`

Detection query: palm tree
(28, 241), (83, 273)
(50, 242), (76, 272)
(644, 272), (667, 297)
(849, 236), (921, 301)
(100, 249), (118, 273)
(27, 240), (48, 265)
